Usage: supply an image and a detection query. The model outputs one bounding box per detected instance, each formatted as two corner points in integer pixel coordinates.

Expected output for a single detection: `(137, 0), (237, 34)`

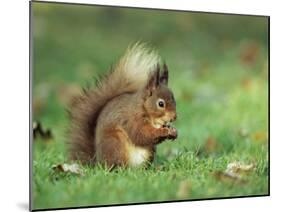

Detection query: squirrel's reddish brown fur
(68, 43), (177, 167)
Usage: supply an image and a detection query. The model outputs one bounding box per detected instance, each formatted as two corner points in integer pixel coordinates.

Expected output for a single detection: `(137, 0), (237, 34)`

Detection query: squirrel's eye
(158, 99), (165, 108)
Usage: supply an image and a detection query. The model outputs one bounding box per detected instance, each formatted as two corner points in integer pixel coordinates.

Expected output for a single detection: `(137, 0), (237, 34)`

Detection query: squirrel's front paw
(157, 126), (178, 142)
(167, 127), (177, 140)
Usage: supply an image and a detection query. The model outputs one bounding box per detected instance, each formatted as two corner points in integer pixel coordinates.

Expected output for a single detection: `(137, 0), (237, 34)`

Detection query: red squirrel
(68, 43), (177, 167)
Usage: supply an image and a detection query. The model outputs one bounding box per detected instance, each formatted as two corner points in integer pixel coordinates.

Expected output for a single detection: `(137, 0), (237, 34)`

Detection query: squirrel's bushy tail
(68, 43), (160, 164)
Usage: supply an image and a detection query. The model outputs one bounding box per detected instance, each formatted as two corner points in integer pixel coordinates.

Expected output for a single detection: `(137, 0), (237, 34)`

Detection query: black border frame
(29, 1), (270, 211)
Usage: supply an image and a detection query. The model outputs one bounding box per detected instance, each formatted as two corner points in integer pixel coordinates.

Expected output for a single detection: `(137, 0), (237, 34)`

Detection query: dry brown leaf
(226, 161), (256, 174)
(33, 121), (53, 141)
(213, 161), (255, 184)
(213, 171), (246, 184)
(205, 136), (219, 153)
(52, 163), (84, 176)
(251, 131), (268, 144)
(240, 42), (260, 66)
(203, 137), (221, 155)
(241, 79), (253, 90)
(176, 180), (191, 199)
(196, 136), (221, 157)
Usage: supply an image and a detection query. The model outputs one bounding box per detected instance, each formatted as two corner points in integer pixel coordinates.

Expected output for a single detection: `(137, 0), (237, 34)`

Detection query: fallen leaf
(176, 180), (191, 199)
(213, 171), (246, 184)
(241, 79), (253, 90)
(197, 136), (221, 156)
(213, 161), (256, 184)
(205, 137), (219, 153)
(33, 121), (53, 141)
(240, 41), (260, 66)
(226, 161), (256, 174)
(52, 163), (84, 176)
(251, 131), (268, 144)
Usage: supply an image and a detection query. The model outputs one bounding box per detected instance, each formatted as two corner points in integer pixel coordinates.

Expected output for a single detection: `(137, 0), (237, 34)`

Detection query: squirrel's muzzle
(169, 113), (177, 122)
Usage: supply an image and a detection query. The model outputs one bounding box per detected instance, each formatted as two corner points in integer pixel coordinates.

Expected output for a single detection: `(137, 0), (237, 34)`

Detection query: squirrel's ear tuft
(160, 63), (169, 85)
(145, 64), (160, 95)
(156, 63), (160, 86)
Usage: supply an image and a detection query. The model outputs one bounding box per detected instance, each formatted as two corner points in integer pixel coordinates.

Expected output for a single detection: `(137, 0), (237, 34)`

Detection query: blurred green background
(32, 2), (268, 210)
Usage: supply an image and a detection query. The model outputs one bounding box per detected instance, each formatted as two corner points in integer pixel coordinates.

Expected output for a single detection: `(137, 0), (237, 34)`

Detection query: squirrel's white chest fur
(128, 146), (150, 167)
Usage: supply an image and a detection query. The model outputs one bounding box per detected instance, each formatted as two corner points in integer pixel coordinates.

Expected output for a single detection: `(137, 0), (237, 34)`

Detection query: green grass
(32, 2), (268, 210)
